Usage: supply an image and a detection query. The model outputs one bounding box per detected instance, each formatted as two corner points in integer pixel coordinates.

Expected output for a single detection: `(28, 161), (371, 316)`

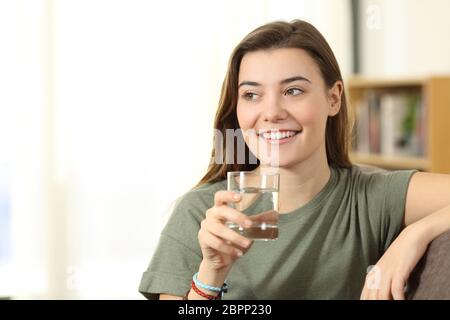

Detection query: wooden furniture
(346, 76), (450, 174)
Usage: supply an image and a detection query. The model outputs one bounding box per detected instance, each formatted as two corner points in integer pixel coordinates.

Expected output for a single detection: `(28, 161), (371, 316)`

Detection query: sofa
(406, 229), (450, 299)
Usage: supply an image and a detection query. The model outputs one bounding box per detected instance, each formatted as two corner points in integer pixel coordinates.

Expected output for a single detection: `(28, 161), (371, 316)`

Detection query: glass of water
(227, 171), (280, 241)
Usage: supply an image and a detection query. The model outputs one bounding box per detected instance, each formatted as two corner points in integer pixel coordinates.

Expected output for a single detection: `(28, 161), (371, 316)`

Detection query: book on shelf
(353, 90), (426, 157)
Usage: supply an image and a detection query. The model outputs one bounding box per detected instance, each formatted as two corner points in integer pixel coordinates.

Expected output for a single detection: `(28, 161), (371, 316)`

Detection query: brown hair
(195, 19), (352, 188)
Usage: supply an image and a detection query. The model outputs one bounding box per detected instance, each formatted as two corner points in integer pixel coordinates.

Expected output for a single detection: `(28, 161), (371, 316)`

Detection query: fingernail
(233, 193), (240, 200)
(244, 220), (252, 227)
(235, 250), (243, 257)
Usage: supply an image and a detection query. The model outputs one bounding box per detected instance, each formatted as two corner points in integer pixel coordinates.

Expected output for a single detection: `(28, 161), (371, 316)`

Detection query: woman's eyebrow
(280, 75), (312, 85)
(238, 75), (312, 88)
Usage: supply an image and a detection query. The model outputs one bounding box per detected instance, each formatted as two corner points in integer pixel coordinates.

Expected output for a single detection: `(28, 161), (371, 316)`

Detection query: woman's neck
(256, 146), (331, 214)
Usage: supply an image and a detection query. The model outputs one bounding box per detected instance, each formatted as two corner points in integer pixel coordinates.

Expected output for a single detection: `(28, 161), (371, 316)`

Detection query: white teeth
(260, 131), (298, 140)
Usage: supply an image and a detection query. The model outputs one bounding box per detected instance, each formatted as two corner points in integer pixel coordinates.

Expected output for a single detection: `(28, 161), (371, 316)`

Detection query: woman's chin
(257, 156), (300, 168)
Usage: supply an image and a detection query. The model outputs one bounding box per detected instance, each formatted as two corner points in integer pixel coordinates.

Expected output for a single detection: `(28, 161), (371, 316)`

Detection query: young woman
(139, 20), (450, 300)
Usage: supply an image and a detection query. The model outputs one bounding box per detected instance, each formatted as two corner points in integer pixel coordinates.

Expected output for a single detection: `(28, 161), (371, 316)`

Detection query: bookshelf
(347, 76), (450, 174)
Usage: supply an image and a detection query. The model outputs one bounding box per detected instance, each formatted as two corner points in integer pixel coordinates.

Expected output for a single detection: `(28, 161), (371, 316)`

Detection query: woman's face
(236, 48), (342, 168)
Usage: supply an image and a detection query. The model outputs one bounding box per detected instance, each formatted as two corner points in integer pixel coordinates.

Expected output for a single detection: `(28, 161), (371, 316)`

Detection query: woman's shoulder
(160, 179), (227, 234)
(186, 179), (228, 203)
(348, 164), (416, 179)
(334, 164), (417, 195)
(191, 179), (227, 194)
(170, 179), (227, 216)
(336, 164), (409, 178)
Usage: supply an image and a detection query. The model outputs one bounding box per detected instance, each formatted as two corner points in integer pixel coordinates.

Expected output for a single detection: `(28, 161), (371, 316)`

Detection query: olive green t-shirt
(139, 165), (417, 299)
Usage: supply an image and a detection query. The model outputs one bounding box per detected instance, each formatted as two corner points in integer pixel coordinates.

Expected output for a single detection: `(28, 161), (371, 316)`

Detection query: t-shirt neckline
(277, 166), (338, 223)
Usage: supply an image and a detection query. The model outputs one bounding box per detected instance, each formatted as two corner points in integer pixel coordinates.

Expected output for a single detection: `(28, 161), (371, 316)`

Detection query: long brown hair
(195, 19), (352, 188)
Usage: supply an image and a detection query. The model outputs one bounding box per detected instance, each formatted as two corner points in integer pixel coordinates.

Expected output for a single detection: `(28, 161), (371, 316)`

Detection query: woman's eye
(285, 88), (304, 96)
(242, 92), (259, 101)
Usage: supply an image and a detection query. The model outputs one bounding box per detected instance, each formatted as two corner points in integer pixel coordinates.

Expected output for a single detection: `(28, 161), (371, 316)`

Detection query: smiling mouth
(257, 129), (302, 143)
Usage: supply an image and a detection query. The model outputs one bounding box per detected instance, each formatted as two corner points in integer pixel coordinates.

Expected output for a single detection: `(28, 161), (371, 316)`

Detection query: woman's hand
(360, 223), (431, 300)
(198, 190), (254, 271)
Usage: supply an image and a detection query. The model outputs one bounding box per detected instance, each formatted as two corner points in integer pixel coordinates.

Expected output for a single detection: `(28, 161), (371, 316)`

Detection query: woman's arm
(158, 261), (231, 300)
(404, 172), (450, 229)
(159, 294), (183, 300)
(158, 191), (251, 301)
(361, 171), (450, 300)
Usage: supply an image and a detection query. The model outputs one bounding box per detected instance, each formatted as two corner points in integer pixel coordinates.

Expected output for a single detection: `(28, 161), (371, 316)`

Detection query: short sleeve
(138, 181), (224, 299)
(138, 233), (202, 299)
(381, 169), (417, 251)
(361, 167), (417, 255)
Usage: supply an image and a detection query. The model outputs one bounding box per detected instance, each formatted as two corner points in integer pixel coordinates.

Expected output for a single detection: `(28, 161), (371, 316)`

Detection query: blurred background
(1, 0), (450, 299)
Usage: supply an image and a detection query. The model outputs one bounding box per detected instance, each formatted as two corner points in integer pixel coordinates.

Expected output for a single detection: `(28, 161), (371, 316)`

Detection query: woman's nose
(262, 96), (288, 122)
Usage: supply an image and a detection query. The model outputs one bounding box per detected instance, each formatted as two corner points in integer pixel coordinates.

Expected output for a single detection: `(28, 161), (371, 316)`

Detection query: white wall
(0, 0), (352, 299)
(0, 0), (49, 298)
(360, 0), (450, 77)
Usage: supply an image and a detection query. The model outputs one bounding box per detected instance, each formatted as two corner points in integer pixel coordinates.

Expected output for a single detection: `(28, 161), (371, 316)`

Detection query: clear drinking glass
(227, 171), (280, 241)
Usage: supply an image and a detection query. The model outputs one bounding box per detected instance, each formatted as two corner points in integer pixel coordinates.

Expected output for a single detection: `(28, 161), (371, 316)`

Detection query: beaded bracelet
(190, 280), (221, 300)
(193, 272), (228, 294)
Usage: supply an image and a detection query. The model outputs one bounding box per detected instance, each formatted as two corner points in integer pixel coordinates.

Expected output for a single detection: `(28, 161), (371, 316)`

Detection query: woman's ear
(327, 81), (343, 117)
